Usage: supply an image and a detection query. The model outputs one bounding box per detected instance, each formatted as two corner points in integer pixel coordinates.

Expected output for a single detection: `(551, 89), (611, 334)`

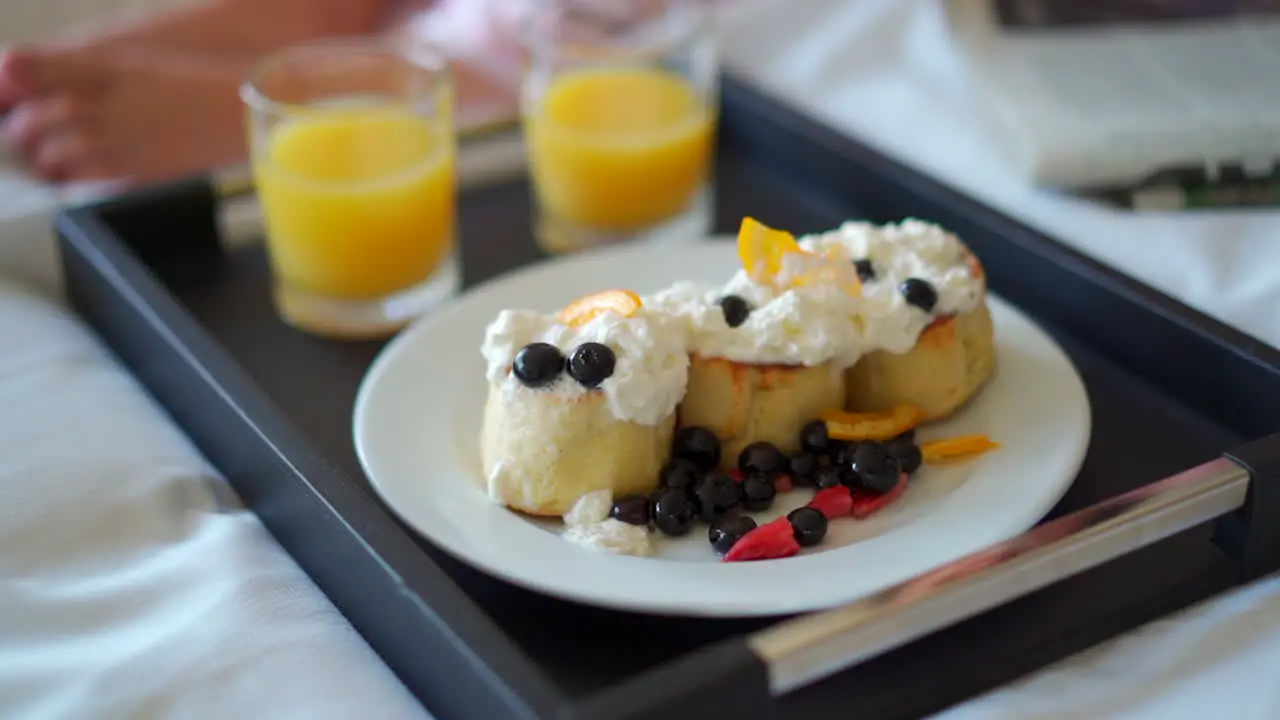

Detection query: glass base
(534, 187), (713, 255)
(273, 255), (459, 339)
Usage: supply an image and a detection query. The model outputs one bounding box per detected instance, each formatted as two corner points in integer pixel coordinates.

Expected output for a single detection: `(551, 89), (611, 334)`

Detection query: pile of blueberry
(512, 341), (617, 389)
(607, 419), (925, 556)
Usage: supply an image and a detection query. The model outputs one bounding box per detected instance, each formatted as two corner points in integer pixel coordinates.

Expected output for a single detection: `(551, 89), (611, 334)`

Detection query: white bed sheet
(0, 282), (426, 719)
(0, 0), (1279, 718)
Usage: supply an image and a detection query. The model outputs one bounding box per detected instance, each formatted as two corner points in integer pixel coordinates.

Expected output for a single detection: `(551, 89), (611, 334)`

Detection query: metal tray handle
(748, 457), (1252, 696)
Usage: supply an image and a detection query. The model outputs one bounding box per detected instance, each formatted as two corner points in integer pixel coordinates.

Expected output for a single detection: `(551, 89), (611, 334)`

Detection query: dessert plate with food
(353, 218), (1091, 617)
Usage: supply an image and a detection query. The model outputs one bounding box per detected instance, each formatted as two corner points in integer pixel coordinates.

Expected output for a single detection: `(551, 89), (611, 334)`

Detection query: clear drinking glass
(521, 0), (719, 254)
(242, 39), (458, 339)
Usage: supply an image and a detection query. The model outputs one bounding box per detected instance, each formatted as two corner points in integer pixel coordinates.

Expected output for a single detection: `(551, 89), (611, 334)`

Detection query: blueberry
(833, 441), (860, 467)
(852, 258), (876, 282)
(694, 474), (743, 521)
(512, 342), (564, 388)
(719, 295), (752, 328)
(610, 496), (651, 526)
(709, 516), (757, 556)
(814, 465), (845, 489)
(899, 277), (938, 313)
(741, 474), (777, 511)
(789, 452), (818, 483)
(787, 507), (828, 547)
(851, 443), (899, 495)
(896, 428), (917, 443)
(652, 489), (697, 536)
(659, 458), (701, 491)
(851, 441), (890, 472)
(799, 420), (829, 454)
(860, 464), (901, 494)
(567, 342), (616, 388)
(738, 442), (786, 475)
(886, 438), (923, 475)
(672, 427), (721, 472)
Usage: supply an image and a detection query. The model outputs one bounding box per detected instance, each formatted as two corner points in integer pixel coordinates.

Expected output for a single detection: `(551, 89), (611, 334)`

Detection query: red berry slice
(773, 474), (793, 494)
(723, 516), (800, 562)
(850, 473), (909, 520)
(808, 486), (853, 519)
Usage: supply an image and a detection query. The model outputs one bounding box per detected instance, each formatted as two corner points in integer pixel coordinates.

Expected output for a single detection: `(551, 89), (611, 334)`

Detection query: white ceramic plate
(353, 240), (1091, 617)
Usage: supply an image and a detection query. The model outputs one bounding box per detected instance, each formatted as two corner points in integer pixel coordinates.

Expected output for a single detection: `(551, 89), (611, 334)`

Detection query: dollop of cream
(562, 519), (655, 557)
(563, 490), (613, 526)
(644, 274), (864, 367)
(480, 306), (688, 425)
(799, 219), (984, 354)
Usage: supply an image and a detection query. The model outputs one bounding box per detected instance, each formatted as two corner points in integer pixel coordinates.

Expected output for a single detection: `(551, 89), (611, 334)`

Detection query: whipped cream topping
(644, 274), (864, 367)
(563, 490), (613, 526)
(481, 306), (688, 425)
(799, 219), (984, 355)
(562, 519), (655, 557)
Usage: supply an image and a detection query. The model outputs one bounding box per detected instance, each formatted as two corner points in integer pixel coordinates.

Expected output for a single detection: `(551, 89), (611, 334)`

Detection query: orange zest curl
(736, 216), (860, 295)
(820, 404), (926, 441)
(557, 289), (643, 327)
(920, 435), (1001, 463)
(737, 216), (803, 288)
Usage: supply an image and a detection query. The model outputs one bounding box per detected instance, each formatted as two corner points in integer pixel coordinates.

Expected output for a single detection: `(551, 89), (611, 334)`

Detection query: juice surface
(255, 105), (456, 299)
(525, 67), (715, 232)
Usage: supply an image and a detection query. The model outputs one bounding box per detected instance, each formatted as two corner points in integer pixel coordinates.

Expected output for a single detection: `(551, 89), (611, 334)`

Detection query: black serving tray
(55, 73), (1280, 720)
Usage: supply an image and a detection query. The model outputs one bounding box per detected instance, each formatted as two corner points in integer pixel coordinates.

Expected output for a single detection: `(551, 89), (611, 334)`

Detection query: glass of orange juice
(242, 40), (457, 338)
(522, 0), (718, 253)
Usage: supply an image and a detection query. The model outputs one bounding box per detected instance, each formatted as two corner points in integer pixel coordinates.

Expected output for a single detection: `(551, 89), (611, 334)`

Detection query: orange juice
(525, 67), (715, 232)
(254, 105), (456, 300)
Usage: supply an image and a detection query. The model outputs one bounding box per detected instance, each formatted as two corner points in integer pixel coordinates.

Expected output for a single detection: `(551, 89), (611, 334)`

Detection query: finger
(31, 130), (111, 182)
(0, 94), (94, 157)
(4, 48), (108, 96)
(0, 48), (32, 111)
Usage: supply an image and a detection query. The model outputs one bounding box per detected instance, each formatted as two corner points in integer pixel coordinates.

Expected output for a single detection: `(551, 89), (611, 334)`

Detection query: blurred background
(3, 0), (1277, 206)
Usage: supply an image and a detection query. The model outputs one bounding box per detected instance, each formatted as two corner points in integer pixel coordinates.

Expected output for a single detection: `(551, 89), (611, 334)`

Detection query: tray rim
(51, 70), (1280, 719)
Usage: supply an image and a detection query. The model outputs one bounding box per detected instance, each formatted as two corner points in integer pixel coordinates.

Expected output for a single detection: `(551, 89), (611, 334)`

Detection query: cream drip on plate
(480, 306), (689, 425)
(561, 519), (655, 557)
(644, 274), (864, 368)
(563, 490), (613, 526)
(561, 492), (654, 558)
(799, 219), (984, 355)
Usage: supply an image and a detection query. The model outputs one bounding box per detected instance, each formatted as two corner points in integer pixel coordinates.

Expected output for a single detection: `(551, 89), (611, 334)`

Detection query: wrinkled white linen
(0, 282), (427, 719)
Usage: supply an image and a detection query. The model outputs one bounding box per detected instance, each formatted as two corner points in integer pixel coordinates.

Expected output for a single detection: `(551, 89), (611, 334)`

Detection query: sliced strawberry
(773, 474), (793, 494)
(850, 473), (909, 520)
(808, 486), (853, 519)
(723, 517), (800, 562)
(728, 469), (745, 483)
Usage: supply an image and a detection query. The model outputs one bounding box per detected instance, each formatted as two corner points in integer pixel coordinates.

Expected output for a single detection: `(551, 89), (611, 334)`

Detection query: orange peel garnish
(920, 435), (1000, 463)
(820, 404), (926, 441)
(737, 217), (804, 287)
(557, 289), (643, 327)
(737, 217), (860, 295)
